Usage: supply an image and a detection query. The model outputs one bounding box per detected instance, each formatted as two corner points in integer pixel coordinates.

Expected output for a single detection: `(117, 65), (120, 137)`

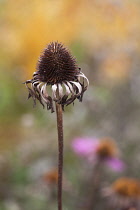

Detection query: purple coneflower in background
(72, 137), (125, 172)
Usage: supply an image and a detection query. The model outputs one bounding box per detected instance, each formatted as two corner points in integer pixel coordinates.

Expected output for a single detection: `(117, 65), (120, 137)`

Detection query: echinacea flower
(24, 42), (89, 112)
(104, 177), (140, 209)
(24, 42), (89, 210)
(72, 137), (125, 172)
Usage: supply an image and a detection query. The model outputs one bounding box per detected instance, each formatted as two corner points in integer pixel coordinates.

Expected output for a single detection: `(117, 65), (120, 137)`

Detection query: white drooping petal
(66, 82), (74, 94)
(32, 81), (41, 91)
(32, 81), (39, 86)
(40, 84), (49, 103)
(52, 84), (58, 100)
(70, 81), (82, 94)
(63, 83), (71, 96)
(37, 82), (43, 92)
(41, 84), (44, 94)
(58, 83), (63, 98)
(33, 72), (38, 76)
(31, 83), (37, 94)
(43, 84), (48, 96)
(78, 72), (89, 86)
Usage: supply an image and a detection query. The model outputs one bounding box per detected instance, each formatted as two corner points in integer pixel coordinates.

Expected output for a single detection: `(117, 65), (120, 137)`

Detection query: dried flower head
(104, 177), (140, 209)
(24, 42), (89, 112)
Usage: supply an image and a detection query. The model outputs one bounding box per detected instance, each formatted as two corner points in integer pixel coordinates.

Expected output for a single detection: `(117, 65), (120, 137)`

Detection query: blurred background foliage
(0, 0), (140, 209)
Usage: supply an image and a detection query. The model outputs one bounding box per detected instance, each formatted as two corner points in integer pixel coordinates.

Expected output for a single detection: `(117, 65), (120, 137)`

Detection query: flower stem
(55, 103), (63, 210)
(87, 161), (102, 210)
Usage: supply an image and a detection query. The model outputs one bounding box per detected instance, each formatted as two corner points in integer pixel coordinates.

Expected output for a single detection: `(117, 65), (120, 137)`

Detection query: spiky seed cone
(36, 42), (80, 85)
(24, 41), (89, 111)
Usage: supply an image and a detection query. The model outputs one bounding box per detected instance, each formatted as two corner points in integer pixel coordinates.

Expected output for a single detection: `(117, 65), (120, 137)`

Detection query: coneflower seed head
(36, 42), (79, 85)
(24, 41), (89, 112)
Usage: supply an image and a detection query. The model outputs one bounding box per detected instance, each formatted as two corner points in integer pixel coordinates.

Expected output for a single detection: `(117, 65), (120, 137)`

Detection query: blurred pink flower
(104, 157), (125, 172)
(72, 137), (125, 172)
(71, 137), (98, 157)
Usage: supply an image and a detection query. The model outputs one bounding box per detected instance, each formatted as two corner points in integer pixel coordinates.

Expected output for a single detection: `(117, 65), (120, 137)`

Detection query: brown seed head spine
(36, 42), (80, 85)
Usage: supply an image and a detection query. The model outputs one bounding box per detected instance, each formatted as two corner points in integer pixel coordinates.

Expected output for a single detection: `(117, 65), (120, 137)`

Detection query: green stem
(87, 161), (102, 210)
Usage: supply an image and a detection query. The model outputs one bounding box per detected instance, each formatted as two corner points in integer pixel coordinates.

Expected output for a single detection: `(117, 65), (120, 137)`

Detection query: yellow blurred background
(1, 0), (140, 76)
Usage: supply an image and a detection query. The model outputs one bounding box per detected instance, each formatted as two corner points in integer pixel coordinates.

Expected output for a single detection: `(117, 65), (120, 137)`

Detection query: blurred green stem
(56, 103), (63, 210)
(87, 161), (102, 210)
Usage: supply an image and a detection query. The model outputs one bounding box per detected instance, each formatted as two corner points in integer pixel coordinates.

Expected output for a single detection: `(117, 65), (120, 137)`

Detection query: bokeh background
(0, 0), (140, 209)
